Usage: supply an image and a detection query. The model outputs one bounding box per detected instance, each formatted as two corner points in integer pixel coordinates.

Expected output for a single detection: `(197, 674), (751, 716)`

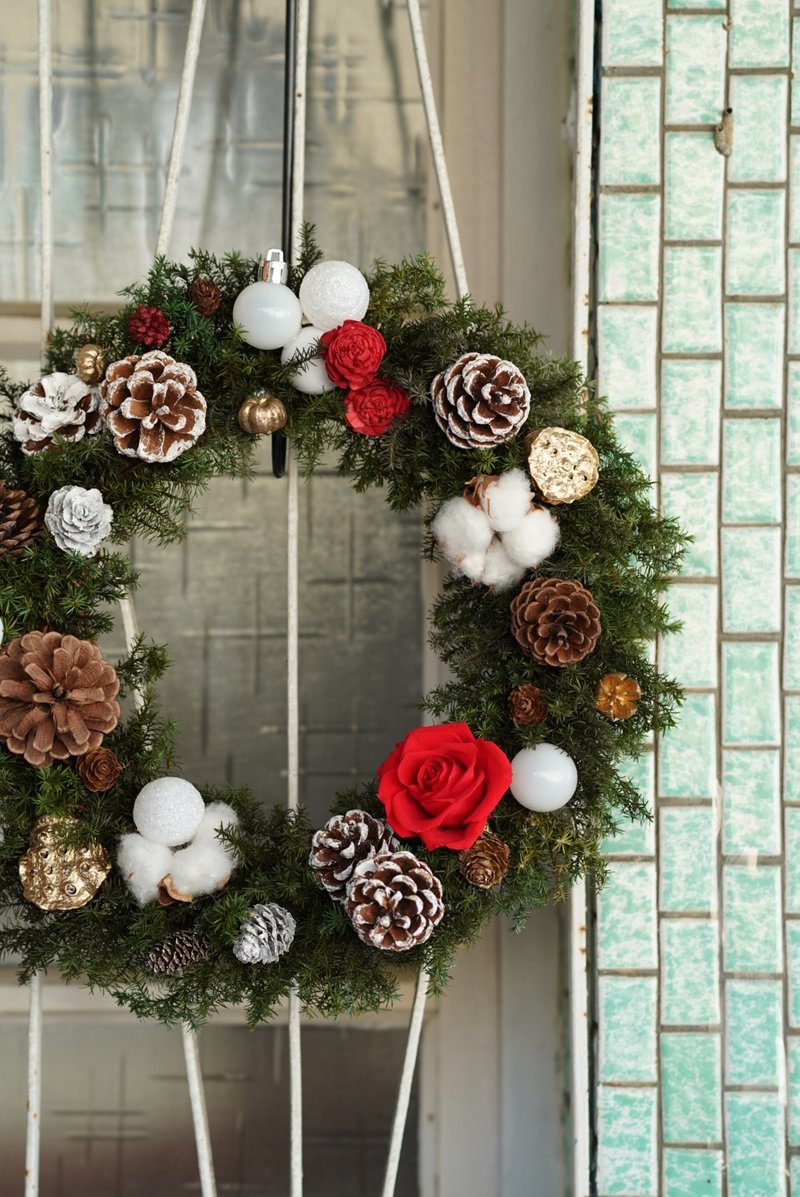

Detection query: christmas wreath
(0, 230), (684, 1025)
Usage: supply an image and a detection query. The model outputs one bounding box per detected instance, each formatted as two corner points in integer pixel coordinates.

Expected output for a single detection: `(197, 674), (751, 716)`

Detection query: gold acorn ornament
(19, 815), (111, 911)
(237, 393), (288, 436)
(75, 343), (106, 385)
(595, 673), (641, 720)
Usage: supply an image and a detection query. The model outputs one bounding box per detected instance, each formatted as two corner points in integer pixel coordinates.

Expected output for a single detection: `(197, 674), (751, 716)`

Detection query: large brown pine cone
(0, 482), (42, 559)
(12, 372), (102, 455)
(510, 577), (601, 667)
(431, 352), (531, 449)
(147, 929), (210, 976)
(99, 351), (207, 463)
(309, 809), (399, 901)
(345, 850), (444, 952)
(0, 632), (120, 767)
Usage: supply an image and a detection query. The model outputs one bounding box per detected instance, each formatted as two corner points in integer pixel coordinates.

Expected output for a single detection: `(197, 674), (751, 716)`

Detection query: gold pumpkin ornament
(525, 426), (599, 505)
(595, 673), (641, 721)
(19, 815), (111, 911)
(75, 343), (107, 385)
(237, 393), (288, 435)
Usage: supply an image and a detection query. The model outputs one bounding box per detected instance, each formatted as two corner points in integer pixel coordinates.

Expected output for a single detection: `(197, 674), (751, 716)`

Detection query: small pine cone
(508, 684), (547, 726)
(309, 809), (399, 901)
(0, 482), (42, 559)
(147, 929), (210, 976)
(431, 352), (531, 450)
(233, 903), (296, 965)
(596, 673), (641, 720)
(128, 305), (170, 348)
(100, 351), (207, 463)
(459, 831), (510, 890)
(345, 850), (444, 952)
(13, 372), (102, 455)
(190, 276), (222, 318)
(510, 577), (601, 667)
(78, 747), (123, 792)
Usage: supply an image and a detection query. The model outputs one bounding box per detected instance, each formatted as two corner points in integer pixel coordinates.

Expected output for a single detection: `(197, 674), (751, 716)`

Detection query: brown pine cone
(345, 850), (444, 952)
(12, 372), (102, 455)
(459, 831), (510, 889)
(511, 577), (601, 667)
(147, 929), (210, 976)
(596, 673), (641, 720)
(0, 482), (42, 559)
(78, 747), (124, 792)
(190, 276), (222, 317)
(431, 353), (531, 449)
(508, 684), (547, 726)
(309, 809), (399, 901)
(0, 632), (120, 767)
(99, 351), (207, 463)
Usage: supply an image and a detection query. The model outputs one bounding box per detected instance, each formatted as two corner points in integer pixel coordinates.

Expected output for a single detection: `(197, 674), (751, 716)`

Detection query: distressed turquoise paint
(725, 1093), (786, 1197)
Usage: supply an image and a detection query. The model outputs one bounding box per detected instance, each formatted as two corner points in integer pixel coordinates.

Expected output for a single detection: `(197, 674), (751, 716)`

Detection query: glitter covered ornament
(299, 260), (370, 331)
(133, 777), (205, 846)
(233, 249), (302, 350)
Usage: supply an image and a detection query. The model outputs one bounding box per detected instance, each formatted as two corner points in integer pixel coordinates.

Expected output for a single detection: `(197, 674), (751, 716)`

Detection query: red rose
(345, 380), (411, 437)
(376, 722), (512, 851)
(320, 320), (386, 388)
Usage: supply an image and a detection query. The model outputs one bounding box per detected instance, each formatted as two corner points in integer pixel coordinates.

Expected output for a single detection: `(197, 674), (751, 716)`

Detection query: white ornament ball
(233, 280), (303, 351)
(299, 260), (370, 331)
(280, 326), (335, 394)
(133, 777), (205, 846)
(510, 744), (577, 813)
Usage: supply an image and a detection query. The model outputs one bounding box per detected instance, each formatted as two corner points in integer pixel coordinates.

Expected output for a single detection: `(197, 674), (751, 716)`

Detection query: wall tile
(789, 1038), (800, 1146)
(725, 1093), (786, 1197)
(792, 138), (800, 244)
(661, 918), (721, 1025)
(787, 251), (800, 352)
(789, 922), (800, 1026)
(665, 132), (724, 241)
(726, 190), (786, 297)
(601, 77), (662, 186)
(787, 810), (800, 913)
(729, 0), (790, 67)
(602, 0), (664, 66)
(793, 1155), (800, 1196)
(721, 528), (781, 633)
(723, 418), (782, 522)
(661, 360), (721, 465)
(728, 75), (788, 183)
(666, 15), (727, 123)
(612, 412), (658, 479)
(661, 473), (718, 577)
(724, 304), (786, 410)
(598, 976), (658, 1082)
(663, 246), (722, 352)
(722, 642), (780, 744)
(599, 194), (661, 302)
(660, 806), (717, 912)
(603, 753), (655, 855)
(661, 583), (718, 686)
(663, 1149), (723, 1197)
(786, 586), (800, 689)
(661, 1032), (721, 1143)
(787, 476), (800, 578)
(794, 18), (800, 126)
(722, 749), (781, 858)
(723, 864), (782, 973)
(787, 698), (800, 800)
(791, 365), (800, 464)
(660, 692), (718, 796)
(597, 862), (658, 970)
(598, 305), (658, 409)
(596, 1087), (658, 1196)
(725, 979), (783, 1085)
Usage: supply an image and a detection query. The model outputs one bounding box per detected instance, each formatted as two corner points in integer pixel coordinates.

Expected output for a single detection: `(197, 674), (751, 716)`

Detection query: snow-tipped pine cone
(309, 809), (399, 901)
(345, 850), (444, 952)
(431, 352), (530, 449)
(99, 351), (207, 463)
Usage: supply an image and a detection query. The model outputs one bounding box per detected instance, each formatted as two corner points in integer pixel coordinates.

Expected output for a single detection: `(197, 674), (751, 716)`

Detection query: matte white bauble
(233, 281), (303, 350)
(280, 326), (335, 394)
(133, 777), (206, 846)
(299, 260), (370, 331)
(510, 744), (577, 813)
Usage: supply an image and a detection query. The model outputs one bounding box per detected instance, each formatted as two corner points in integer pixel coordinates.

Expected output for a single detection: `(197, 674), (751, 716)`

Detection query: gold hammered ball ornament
(237, 393), (288, 435)
(19, 815), (111, 911)
(525, 426), (599, 505)
(75, 343), (107, 385)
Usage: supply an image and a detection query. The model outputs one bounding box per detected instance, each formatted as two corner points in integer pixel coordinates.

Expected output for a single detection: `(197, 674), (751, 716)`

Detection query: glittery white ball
(233, 281), (303, 350)
(510, 744), (577, 813)
(299, 261), (370, 331)
(280, 326), (335, 394)
(133, 778), (205, 846)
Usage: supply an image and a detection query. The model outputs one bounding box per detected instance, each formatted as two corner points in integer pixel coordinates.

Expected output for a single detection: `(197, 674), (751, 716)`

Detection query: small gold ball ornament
(75, 343), (107, 385)
(595, 673), (641, 720)
(19, 815), (111, 911)
(237, 393), (288, 436)
(525, 426), (599, 505)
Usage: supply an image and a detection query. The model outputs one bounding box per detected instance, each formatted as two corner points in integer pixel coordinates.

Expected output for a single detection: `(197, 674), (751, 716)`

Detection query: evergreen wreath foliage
(0, 228), (685, 1026)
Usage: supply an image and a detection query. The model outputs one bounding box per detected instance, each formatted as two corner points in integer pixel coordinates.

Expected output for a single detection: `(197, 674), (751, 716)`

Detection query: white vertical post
(181, 1025), (218, 1197)
(381, 966), (430, 1197)
(24, 972), (43, 1197)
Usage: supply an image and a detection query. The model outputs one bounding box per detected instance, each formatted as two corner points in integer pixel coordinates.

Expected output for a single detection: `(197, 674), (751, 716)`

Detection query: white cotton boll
(481, 538), (526, 590)
(502, 507), (561, 569)
(481, 469), (533, 532)
(192, 802), (240, 865)
(431, 497), (494, 565)
(459, 550), (490, 582)
(168, 839), (235, 899)
(117, 834), (173, 906)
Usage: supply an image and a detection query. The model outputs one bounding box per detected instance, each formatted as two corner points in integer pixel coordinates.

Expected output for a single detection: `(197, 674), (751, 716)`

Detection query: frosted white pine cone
(45, 485), (113, 556)
(233, 902), (297, 965)
(13, 372), (102, 455)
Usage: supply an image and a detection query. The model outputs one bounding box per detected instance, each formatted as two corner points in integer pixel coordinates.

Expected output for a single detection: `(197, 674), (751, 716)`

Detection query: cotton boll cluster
(118, 778), (239, 905)
(432, 469), (560, 591)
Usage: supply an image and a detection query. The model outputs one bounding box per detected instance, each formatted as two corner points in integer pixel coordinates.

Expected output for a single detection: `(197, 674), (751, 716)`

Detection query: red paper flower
(128, 305), (171, 348)
(345, 380), (411, 437)
(376, 722), (512, 851)
(320, 320), (386, 388)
